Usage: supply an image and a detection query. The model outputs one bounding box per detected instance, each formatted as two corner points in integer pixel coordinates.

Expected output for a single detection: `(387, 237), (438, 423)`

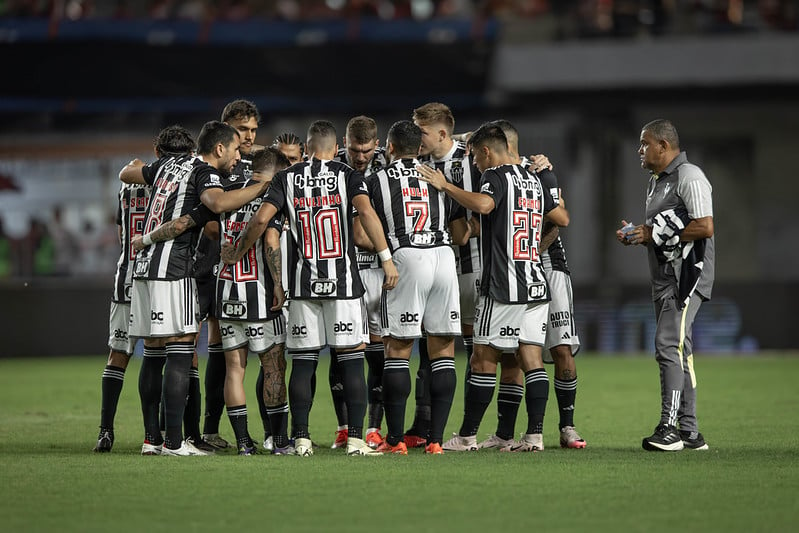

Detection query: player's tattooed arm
(132, 214), (196, 250)
(264, 227), (285, 311)
(221, 201), (277, 264)
(539, 221), (559, 252)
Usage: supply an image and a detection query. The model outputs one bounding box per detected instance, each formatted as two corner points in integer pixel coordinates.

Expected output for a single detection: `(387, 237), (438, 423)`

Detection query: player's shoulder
(453, 140), (468, 159)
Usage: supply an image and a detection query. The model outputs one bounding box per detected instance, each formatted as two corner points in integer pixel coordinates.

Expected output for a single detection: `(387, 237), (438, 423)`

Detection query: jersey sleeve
(264, 170), (288, 212)
(193, 165), (225, 194)
(537, 169), (561, 209)
(187, 203), (217, 226)
(347, 169), (369, 201)
(479, 168), (505, 203)
(677, 165), (713, 219)
(140, 160), (161, 186)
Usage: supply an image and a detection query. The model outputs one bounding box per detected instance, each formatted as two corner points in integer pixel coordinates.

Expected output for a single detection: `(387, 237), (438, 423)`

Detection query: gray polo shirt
(644, 152), (715, 301)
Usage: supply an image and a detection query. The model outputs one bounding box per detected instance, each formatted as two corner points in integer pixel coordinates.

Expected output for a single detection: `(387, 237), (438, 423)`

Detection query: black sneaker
(93, 428), (114, 453)
(679, 430), (709, 450)
(642, 424), (684, 451)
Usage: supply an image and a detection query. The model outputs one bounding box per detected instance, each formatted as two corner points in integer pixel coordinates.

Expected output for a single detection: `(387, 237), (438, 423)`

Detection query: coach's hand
(382, 259), (399, 290)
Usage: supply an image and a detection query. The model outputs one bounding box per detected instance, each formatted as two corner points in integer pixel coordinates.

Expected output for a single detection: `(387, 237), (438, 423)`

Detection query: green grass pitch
(1, 353), (797, 532)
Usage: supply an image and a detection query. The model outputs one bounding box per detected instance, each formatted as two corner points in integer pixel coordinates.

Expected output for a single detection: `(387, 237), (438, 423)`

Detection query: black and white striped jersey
(113, 183), (150, 302)
(419, 141), (480, 275)
(478, 164), (557, 304)
(216, 179), (283, 321)
(533, 167), (569, 275)
(336, 146), (387, 270)
(368, 158), (462, 251)
(264, 158), (366, 300)
(133, 155), (224, 281)
(335, 146), (387, 177)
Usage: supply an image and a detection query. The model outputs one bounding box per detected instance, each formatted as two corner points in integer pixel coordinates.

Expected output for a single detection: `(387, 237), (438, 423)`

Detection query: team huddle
(92, 100), (586, 456)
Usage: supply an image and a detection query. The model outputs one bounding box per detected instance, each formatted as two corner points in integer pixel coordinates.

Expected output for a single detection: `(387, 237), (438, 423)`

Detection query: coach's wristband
(142, 233), (153, 246)
(377, 248), (392, 262)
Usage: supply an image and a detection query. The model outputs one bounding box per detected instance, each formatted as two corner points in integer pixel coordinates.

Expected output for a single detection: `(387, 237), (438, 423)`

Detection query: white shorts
(360, 267), (384, 337)
(543, 269), (581, 361)
(129, 278), (201, 339)
(219, 316), (286, 354)
(474, 295), (549, 353)
(381, 246), (461, 339)
(287, 298), (367, 350)
(108, 301), (135, 354)
(458, 272), (480, 326)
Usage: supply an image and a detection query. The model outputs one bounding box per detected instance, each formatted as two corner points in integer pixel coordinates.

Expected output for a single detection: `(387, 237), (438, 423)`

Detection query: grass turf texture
(1, 354), (797, 532)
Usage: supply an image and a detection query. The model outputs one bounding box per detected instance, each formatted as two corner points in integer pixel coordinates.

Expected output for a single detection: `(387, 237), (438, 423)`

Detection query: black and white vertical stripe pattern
(217, 181), (281, 321)
(421, 141), (480, 274)
(479, 164), (552, 304)
(369, 158), (453, 251)
(667, 390), (681, 427)
(476, 295), (494, 339)
(113, 183), (150, 303)
(267, 159), (365, 300)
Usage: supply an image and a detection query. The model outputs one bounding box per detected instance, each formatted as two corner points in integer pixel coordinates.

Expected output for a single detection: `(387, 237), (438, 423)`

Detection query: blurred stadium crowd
(1, 1), (796, 35)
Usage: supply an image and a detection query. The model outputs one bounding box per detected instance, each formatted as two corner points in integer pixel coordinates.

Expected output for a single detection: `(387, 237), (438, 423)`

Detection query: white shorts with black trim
(108, 301), (135, 354)
(474, 295), (549, 353)
(543, 269), (581, 361)
(381, 246), (461, 339)
(360, 267), (384, 337)
(458, 272), (480, 326)
(287, 298), (367, 350)
(129, 278), (200, 339)
(219, 315), (286, 354)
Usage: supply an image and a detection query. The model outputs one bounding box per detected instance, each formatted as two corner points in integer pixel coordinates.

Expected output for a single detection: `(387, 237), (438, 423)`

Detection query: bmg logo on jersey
(400, 312), (420, 324)
(333, 322), (353, 334)
(293, 170), (338, 190)
(223, 301), (247, 318)
(499, 326), (520, 337)
(291, 324), (308, 337)
(311, 280), (336, 296)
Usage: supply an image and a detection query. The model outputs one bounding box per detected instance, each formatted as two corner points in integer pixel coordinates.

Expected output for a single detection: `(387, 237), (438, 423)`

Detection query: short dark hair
(490, 119), (519, 152)
(642, 119), (680, 149)
(154, 125), (195, 156)
(307, 120), (337, 152)
(273, 132), (302, 146)
(468, 122), (509, 153)
(251, 146), (291, 175)
(197, 121), (239, 155)
(346, 115), (378, 144)
(387, 120), (422, 158)
(221, 99), (260, 124)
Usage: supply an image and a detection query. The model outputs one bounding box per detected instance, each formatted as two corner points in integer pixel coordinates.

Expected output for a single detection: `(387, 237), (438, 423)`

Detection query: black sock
(163, 342), (193, 449)
(100, 365), (126, 429)
(267, 402), (289, 448)
(382, 358), (411, 446)
(408, 339), (431, 437)
(460, 371), (495, 437)
(203, 343), (226, 435)
(463, 335), (473, 404)
(524, 368), (549, 435)
(288, 351), (318, 439)
(554, 376), (577, 429)
(496, 382), (523, 440)
(338, 350), (366, 440)
(328, 348), (348, 428)
(365, 342), (385, 430)
(256, 365), (271, 437)
(139, 348), (165, 445)
(183, 366), (201, 440)
(226, 404), (249, 448)
(429, 357), (456, 445)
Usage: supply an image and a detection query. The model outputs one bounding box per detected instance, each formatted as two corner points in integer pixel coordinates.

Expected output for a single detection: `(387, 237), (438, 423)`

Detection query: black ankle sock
(203, 344), (226, 434)
(139, 348), (165, 445)
(226, 404), (249, 448)
(365, 342), (385, 429)
(163, 342), (193, 448)
(183, 366), (201, 439)
(408, 341), (431, 437)
(382, 358), (411, 446)
(338, 351), (366, 440)
(255, 365), (271, 436)
(460, 371), (495, 437)
(267, 402), (289, 448)
(289, 351), (318, 439)
(429, 357), (456, 445)
(328, 348), (348, 427)
(524, 368), (549, 435)
(100, 365), (126, 429)
(496, 382), (523, 440)
(554, 376), (577, 429)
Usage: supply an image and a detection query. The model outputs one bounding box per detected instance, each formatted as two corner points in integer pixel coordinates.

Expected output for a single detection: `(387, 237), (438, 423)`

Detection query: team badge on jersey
(450, 161), (464, 183)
